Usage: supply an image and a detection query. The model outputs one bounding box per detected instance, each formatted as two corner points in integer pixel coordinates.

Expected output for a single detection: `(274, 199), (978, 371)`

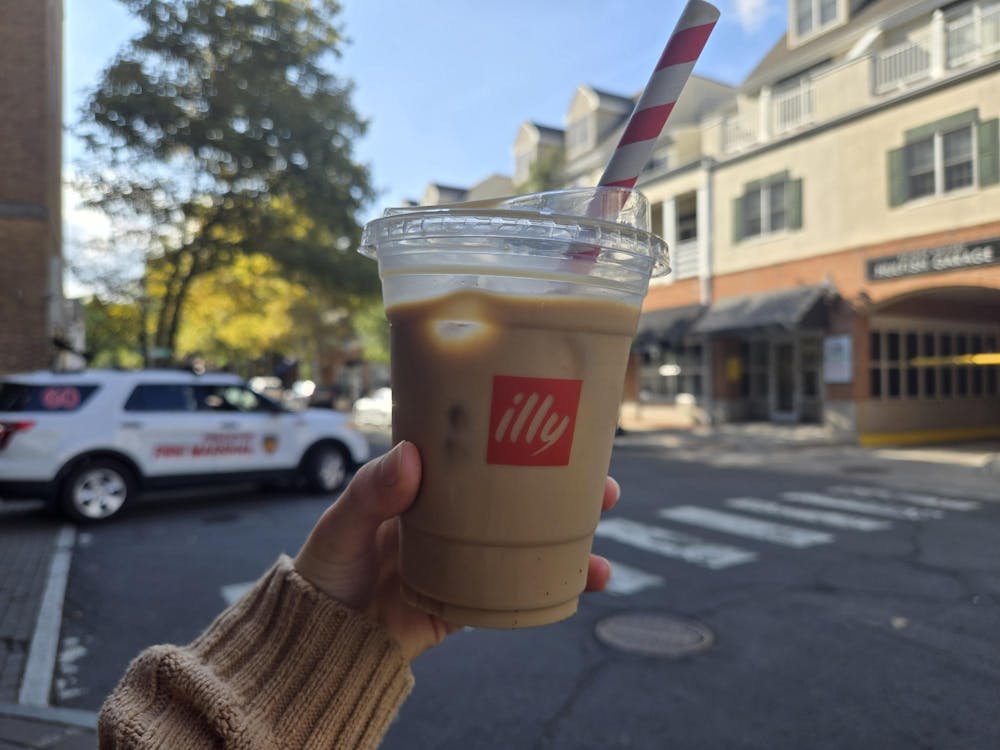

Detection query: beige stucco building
(420, 0), (1000, 445)
(683, 0), (1000, 444)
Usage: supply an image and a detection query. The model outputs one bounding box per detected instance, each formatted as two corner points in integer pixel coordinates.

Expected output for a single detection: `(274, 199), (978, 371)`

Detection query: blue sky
(64, 0), (786, 228)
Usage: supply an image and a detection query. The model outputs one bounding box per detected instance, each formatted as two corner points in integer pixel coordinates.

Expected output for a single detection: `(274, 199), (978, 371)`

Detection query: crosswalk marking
(725, 497), (892, 532)
(658, 506), (834, 548)
(603, 559), (665, 595)
(826, 485), (981, 512)
(782, 492), (944, 520)
(595, 518), (757, 570)
(589, 484), (981, 593)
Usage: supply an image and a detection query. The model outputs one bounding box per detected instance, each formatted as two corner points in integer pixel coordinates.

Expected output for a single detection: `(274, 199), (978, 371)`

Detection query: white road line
(782, 491), (944, 521)
(827, 485), (981, 512)
(220, 581), (254, 607)
(725, 497), (892, 532)
(19, 525), (76, 708)
(595, 518), (757, 570)
(658, 506), (834, 548)
(602, 559), (665, 596)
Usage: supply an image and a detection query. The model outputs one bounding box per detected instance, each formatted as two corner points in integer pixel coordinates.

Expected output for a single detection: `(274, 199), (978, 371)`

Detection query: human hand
(294, 441), (621, 662)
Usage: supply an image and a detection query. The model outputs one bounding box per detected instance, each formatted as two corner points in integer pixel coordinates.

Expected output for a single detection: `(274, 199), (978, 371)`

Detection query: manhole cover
(595, 612), (713, 658)
(839, 464), (889, 475)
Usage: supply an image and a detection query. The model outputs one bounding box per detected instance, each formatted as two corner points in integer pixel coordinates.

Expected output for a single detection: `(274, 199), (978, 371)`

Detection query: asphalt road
(36, 435), (1000, 748)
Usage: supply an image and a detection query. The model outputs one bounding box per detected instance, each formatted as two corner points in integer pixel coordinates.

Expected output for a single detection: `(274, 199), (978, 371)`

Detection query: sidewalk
(618, 400), (1000, 468)
(0, 506), (97, 748)
(0, 704), (96, 749)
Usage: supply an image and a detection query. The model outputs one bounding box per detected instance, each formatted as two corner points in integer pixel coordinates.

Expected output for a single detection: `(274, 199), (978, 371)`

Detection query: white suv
(0, 369), (370, 522)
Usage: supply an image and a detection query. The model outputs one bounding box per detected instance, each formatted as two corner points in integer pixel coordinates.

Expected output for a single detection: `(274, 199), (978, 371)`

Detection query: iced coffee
(359, 188), (667, 628)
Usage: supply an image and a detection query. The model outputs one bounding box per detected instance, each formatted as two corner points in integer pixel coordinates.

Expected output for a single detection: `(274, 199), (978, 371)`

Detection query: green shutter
(787, 178), (803, 229)
(732, 195), (744, 244)
(887, 147), (906, 207)
(978, 118), (999, 187)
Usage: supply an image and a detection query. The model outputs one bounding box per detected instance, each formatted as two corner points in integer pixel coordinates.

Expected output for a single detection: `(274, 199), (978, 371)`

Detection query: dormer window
(566, 116), (595, 158)
(795, 0), (838, 36)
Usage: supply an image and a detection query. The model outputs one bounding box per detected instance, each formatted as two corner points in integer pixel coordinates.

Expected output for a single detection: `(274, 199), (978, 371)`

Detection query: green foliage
(76, 0), (378, 360)
(83, 297), (145, 368)
(351, 297), (390, 364)
(513, 147), (565, 194)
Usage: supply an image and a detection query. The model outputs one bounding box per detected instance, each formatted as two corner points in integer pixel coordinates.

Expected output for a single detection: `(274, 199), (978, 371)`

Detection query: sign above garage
(866, 237), (1000, 281)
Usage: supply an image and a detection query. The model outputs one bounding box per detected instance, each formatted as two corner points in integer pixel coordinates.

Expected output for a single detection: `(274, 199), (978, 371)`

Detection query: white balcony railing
(672, 239), (700, 280)
(771, 81), (813, 134)
(986, 4), (1000, 52)
(721, 115), (757, 153)
(874, 35), (931, 93)
(947, 2), (1000, 68)
(948, 15), (978, 66)
(717, 2), (999, 156)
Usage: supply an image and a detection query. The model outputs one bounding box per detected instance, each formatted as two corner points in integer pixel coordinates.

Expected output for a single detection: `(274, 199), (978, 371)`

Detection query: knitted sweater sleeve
(98, 555), (414, 749)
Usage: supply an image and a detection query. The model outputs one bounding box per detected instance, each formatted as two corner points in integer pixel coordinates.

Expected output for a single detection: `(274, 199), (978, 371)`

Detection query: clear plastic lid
(360, 187), (669, 278)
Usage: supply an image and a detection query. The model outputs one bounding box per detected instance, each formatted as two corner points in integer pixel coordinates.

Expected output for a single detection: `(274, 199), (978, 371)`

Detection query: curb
(0, 701), (98, 730)
(18, 525), (76, 707)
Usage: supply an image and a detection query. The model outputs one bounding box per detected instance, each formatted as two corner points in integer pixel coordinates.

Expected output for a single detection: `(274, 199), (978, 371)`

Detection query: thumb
(300, 441), (421, 569)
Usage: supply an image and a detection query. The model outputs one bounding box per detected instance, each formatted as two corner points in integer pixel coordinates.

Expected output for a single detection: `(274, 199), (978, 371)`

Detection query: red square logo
(487, 375), (582, 466)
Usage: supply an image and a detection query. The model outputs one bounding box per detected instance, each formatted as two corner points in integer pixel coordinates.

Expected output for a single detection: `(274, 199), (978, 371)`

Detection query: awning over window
(692, 285), (834, 335)
(634, 304), (706, 349)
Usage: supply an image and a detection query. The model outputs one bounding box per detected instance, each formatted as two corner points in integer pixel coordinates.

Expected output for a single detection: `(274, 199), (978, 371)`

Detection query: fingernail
(379, 442), (405, 487)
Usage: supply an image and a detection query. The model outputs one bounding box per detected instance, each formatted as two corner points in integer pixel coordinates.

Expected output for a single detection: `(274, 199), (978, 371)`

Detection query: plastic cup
(359, 187), (668, 628)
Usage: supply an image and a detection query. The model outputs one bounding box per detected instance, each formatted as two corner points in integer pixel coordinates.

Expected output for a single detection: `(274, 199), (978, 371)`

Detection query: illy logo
(487, 375), (582, 466)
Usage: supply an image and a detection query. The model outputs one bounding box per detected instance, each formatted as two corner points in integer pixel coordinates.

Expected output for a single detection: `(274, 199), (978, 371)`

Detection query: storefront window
(638, 342), (704, 402)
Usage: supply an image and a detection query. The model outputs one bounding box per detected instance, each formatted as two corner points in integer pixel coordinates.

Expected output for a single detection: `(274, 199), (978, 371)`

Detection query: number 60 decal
(41, 387), (81, 410)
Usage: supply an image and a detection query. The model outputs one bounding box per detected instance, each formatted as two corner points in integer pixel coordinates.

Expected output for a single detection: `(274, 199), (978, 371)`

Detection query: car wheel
(303, 443), (349, 494)
(59, 458), (136, 522)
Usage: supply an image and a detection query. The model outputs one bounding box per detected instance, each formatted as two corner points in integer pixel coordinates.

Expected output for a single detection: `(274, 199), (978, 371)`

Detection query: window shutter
(978, 118), (1000, 187)
(787, 178), (803, 229)
(732, 195), (744, 244)
(887, 147), (906, 207)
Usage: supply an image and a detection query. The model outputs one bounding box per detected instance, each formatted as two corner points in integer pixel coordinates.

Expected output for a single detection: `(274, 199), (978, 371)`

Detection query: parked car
(0, 369), (370, 522)
(352, 387), (393, 428)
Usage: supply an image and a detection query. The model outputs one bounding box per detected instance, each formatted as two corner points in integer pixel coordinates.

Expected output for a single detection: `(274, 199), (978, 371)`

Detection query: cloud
(733, 0), (775, 33)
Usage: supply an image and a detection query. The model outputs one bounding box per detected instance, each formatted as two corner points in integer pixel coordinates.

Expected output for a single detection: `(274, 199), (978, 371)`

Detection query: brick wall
(643, 277), (700, 312)
(0, 221), (50, 373)
(712, 220), (1000, 305)
(0, 0), (61, 374)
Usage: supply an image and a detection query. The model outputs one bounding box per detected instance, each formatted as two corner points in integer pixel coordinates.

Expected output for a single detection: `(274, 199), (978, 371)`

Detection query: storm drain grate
(595, 612), (714, 658)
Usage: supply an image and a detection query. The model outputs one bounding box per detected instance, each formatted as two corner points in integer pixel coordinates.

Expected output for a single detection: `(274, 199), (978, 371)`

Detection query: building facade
(472, 0), (1000, 445)
(693, 0), (1000, 444)
(0, 0), (74, 374)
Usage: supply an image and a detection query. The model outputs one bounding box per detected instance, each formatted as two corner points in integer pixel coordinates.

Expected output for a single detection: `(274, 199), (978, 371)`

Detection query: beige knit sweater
(99, 555), (414, 749)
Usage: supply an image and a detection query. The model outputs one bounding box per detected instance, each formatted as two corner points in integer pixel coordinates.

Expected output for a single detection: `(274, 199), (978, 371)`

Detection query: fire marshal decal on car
(154, 433), (255, 458)
(263, 434), (279, 454)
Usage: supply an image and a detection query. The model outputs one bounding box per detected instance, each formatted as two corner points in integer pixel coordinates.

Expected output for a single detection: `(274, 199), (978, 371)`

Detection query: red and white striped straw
(599, 0), (720, 189)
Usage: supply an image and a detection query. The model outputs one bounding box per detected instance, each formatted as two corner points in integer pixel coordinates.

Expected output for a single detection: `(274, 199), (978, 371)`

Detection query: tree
(513, 148), (565, 194)
(169, 252), (310, 370)
(83, 297), (145, 369)
(75, 0), (377, 363)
